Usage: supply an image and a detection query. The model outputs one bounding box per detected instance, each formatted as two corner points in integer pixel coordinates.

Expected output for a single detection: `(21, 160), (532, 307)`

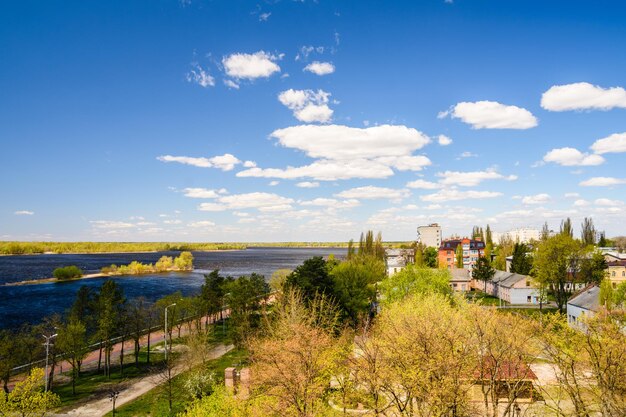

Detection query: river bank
(2, 269), (196, 287)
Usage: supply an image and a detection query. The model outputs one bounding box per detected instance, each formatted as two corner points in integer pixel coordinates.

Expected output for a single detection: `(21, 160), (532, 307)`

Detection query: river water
(0, 247), (345, 330)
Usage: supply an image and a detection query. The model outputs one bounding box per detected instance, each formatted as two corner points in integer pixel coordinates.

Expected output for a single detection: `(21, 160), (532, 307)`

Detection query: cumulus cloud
(236, 124), (431, 181)
(303, 61), (335, 75)
(182, 188), (221, 198)
(436, 169), (517, 187)
(296, 181), (320, 188)
(188, 220), (216, 228)
(198, 192), (294, 212)
(579, 177), (626, 187)
(14, 210), (34, 215)
(157, 153), (241, 171)
(299, 198), (360, 209)
(90, 220), (135, 229)
(573, 199), (590, 207)
(222, 51), (281, 79)
(335, 186), (410, 200)
(223, 79), (240, 89)
(542, 147), (605, 166)
(406, 179), (441, 189)
(595, 198), (623, 206)
(441, 101), (538, 129)
(590, 132), (626, 154)
(186, 63), (215, 88)
(420, 188), (503, 202)
(278, 89), (333, 123)
(522, 193), (551, 205)
(437, 134), (452, 146)
(541, 82), (626, 111)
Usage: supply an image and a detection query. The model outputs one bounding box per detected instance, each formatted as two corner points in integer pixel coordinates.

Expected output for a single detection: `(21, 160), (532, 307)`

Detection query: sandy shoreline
(2, 269), (197, 287)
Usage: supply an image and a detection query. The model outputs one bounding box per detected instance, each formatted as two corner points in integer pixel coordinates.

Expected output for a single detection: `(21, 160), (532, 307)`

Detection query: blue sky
(1, 0), (626, 242)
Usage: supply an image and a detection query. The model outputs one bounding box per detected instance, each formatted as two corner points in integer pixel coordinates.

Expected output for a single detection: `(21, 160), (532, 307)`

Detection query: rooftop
(568, 285), (600, 312)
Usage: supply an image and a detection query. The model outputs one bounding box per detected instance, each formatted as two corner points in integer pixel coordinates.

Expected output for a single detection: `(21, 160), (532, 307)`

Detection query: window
(527, 296), (531, 303)
(526, 281), (530, 287)
(612, 271), (616, 277)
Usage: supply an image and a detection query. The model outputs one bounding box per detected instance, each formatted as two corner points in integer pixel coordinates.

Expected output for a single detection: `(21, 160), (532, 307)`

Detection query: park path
(58, 343), (234, 417)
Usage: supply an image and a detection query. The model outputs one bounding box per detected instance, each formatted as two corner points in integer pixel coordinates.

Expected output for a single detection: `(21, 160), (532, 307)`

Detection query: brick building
(438, 238), (485, 270)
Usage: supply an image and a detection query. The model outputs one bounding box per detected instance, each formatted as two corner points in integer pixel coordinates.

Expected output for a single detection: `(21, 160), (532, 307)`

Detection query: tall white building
(507, 228), (540, 244)
(417, 223), (442, 248)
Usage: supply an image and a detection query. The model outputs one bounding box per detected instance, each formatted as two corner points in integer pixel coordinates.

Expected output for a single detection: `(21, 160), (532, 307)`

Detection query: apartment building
(417, 223), (442, 248)
(438, 238), (485, 270)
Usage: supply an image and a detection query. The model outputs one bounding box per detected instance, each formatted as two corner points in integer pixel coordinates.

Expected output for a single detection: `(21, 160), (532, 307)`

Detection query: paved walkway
(58, 344), (234, 417)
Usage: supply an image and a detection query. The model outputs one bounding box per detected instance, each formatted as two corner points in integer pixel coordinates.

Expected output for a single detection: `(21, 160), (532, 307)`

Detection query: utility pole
(42, 333), (57, 392)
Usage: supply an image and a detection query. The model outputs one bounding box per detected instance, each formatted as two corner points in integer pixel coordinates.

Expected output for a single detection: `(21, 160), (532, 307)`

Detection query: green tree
(174, 251), (194, 271)
(346, 239), (355, 260)
(329, 256), (382, 326)
(200, 270), (227, 324)
(95, 280), (126, 377)
(455, 244), (463, 268)
(378, 265), (452, 304)
(52, 265), (83, 280)
(269, 269), (291, 293)
(579, 251), (608, 285)
(533, 234), (582, 312)
(0, 368), (60, 416)
(284, 257), (335, 301)
(472, 256), (495, 292)
(493, 236), (514, 271)
(580, 217), (597, 246)
(56, 321), (88, 395)
(509, 243), (533, 275)
(541, 222), (550, 241)
(223, 274), (270, 346)
(155, 255), (174, 272)
(485, 224), (493, 246)
(560, 217), (573, 238)
(414, 243), (425, 267)
(424, 246), (438, 268)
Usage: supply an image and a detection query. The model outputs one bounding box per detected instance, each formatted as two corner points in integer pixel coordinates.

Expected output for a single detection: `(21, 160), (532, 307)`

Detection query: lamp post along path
(164, 303), (176, 361)
(42, 333), (57, 392)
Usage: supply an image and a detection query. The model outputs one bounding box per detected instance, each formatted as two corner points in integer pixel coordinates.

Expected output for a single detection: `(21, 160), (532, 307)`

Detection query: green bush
(53, 265), (83, 280)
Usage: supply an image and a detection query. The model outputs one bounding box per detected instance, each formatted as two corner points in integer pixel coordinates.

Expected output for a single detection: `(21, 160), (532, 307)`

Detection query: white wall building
(417, 223), (442, 248)
(493, 228), (540, 244)
(481, 271), (539, 304)
(567, 285), (600, 329)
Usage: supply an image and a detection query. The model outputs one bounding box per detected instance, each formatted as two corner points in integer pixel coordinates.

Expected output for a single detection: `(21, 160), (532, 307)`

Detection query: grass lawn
(466, 290), (509, 306)
(105, 347), (248, 417)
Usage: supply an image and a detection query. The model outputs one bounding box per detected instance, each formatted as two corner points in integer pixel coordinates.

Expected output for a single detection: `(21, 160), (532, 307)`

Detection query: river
(0, 247), (345, 330)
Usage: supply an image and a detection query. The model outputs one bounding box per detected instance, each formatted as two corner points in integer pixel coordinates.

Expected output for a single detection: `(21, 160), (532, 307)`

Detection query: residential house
(385, 248), (414, 276)
(417, 223), (442, 248)
(606, 260), (626, 288)
(438, 238), (485, 270)
(482, 271), (539, 304)
(567, 285), (600, 328)
(450, 268), (471, 292)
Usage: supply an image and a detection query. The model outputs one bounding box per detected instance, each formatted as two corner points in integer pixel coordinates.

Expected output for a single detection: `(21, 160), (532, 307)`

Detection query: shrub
(53, 265), (83, 280)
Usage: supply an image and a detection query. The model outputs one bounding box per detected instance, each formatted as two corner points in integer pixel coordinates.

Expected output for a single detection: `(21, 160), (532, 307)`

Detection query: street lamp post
(42, 333), (57, 392)
(109, 390), (120, 417)
(164, 303), (176, 361)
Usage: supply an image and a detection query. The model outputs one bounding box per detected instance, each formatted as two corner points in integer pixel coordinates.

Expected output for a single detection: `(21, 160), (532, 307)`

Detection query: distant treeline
(0, 240), (417, 255)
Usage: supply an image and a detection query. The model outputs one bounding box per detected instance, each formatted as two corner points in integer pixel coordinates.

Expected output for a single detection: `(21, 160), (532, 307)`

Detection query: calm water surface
(0, 248), (345, 330)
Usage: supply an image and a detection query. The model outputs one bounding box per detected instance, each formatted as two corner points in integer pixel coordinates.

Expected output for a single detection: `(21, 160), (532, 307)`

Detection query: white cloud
(295, 45), (325, 61)
(303, 61), (335, 76)
(259, 12), (271, 21)
(564, 192), (580, 198)
(243, 160), (257, 168)
(579, 177), (626, 187)
(522, 193), (551, 205)
(90, 220), (135, 229)
(186, 64), (215, 88)
(223, 79), (240, 89)
(182, 188), (220, 198)
(14, 210), (34, 215)
(594, 198), (623, 207)
(335, 186), (410, 200)
(157, 153), (241, 171)
(269, 181), (279, 186)
(406, 179), (441, 189)
(299, 198), (360, 209)
(269, 124), (430, 160)
(436, 169), (517, 187)
(420, 188), (503, 202)
(457, 151), (477, 159)
(541, 82), (626, 111)
(437, 134), (452, 146)
(542, 147), (605, 166)
(278, 89), (333, 123)
(573, 199), (590, 207)
(590, 132), (626, 154)
(296, 181), (320, 188)
(163, 219), (182, 225)
(198, 192), (294, 212)
(236, 124), (431, 181)
(188, 220), (216, 228)
(443, 100), (538, 129)
(222, 51), (281, 79)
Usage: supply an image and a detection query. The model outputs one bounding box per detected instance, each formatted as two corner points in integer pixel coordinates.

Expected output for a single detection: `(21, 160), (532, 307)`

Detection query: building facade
(385, 248), (414, 276)
(438, 238), (485, 270)
(606, 260), (626, 288)
(417, 223), (442, 248)
(567, 285), (600, 328)
(482, 271), (539, 304)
